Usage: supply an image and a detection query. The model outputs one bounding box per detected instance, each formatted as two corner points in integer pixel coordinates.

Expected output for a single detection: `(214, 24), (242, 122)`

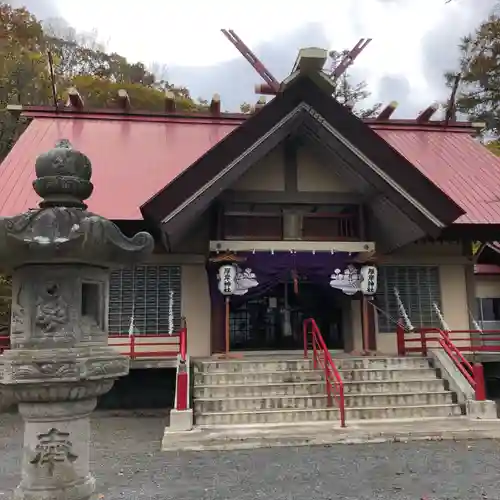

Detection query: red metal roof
(1, 112), (500, 224)
(475, 264), (500, 275)
(0, 116), (238, 219)
(375, 128), (500, 224)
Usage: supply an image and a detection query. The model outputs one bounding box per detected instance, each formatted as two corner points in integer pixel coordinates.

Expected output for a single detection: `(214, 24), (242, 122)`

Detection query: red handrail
(0, 330), (187, 359)
(396, 323), (486, 401)
(109, 332), (185, 359)
(303, 318), (346, 427)
(179, 323), (187, 362)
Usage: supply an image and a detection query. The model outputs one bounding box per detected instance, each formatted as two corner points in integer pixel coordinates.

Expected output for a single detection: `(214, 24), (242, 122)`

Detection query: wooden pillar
(361, 295), (377, 352)
(210, 296), (225, 354)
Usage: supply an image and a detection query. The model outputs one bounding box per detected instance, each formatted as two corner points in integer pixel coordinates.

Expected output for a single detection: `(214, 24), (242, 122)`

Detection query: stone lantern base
(2, 347), (129, 500)
(14, 399), (98, 500)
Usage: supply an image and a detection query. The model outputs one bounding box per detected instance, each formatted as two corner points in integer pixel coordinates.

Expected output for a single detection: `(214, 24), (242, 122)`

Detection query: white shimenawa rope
(129, 266), (136, 336)
(394, 287), (414, 331)
(128, 314), (135, 337)
(432, 302), (450, 332)
(168, 290), (174, 335)
(470, 310), (483, 334)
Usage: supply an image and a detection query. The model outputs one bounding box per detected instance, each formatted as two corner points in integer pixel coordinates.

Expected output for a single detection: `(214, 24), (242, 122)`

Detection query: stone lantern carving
(0, 140), (154, 500)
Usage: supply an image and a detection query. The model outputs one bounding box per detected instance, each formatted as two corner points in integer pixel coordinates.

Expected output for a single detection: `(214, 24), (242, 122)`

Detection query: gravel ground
(2, 413), (500, 500)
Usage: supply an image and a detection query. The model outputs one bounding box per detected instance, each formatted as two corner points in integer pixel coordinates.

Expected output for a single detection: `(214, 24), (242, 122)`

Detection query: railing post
(396, 321), (406, 356)
(313, 335), (318, 370)
(175, 359), (189, 411)
(472, 362), (486, 401)
(180, 327), (187, 361)
(339, 384), (346, 428)
(324, 350), (332, 406)
(130, 334), (136, 359)
(303, 321), (308, 359)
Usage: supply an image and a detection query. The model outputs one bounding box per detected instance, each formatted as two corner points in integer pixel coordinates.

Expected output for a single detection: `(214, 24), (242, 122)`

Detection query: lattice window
(108, 265), (182, 335)
(375, 266), (442, 332)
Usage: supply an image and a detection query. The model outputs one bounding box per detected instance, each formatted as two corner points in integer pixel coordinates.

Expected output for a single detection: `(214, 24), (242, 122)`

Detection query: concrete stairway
(192, 356), (464, 426)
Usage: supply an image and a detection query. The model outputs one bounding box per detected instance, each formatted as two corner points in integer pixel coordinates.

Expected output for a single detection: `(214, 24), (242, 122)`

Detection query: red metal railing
(303, 318), (346, 427)
(447, 330), (500, 354)
(0, 329), (187, 360)
(397, 327), (500, 355)
(107, 330), (187, 359)
(396, 323), (486, 401)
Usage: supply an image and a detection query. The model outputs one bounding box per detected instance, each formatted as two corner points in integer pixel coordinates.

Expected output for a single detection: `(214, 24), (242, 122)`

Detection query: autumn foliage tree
(0, 3), (206, 161)
(43, 31), (201, 111)
(0, 4), (50, 159)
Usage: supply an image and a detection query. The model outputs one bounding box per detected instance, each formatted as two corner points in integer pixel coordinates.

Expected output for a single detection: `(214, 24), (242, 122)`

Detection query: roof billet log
(164, 90), (176, 112)
(416, 102), (439, 123)
(117, 89), (131, 110)
(210, 94), (221, 115)
(67, 87), (84, 110)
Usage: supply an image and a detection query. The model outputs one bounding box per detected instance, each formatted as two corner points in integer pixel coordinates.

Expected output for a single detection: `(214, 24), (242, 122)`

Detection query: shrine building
(2, 48), (500, 361)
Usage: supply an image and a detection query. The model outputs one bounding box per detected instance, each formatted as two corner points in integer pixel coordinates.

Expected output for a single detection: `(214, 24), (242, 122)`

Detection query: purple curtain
(208, 251), (356, 305)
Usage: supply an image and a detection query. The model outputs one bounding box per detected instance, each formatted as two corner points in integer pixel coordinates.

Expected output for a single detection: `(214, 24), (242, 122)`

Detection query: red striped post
(180, 327), (187, 361)
(130, 334), (136, 359)
(472, 363), (486, 401)
(176, 366), (188, 411)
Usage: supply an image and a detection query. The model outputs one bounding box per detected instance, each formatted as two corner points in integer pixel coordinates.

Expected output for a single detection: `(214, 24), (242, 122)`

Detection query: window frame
(477, 297), (500, 323)
(375, 265), (442, 332)
(108, 265), (182, 336)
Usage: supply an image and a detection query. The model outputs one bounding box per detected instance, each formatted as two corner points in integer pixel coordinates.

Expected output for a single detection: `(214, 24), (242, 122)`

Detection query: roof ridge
(18, 106), (475, 133)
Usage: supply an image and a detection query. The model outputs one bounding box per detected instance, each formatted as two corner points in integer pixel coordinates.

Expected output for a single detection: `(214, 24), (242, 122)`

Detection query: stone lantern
(0, 139), (154, 500)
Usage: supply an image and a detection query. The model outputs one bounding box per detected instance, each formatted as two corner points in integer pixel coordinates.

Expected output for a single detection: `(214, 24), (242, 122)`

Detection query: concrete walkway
(162, 417), (500, 451)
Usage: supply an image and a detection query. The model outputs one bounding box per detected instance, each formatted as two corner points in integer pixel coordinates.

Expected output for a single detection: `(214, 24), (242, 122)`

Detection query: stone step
(193, 378), (447, 399)
(194, 357), (430, 373)
(340, 368), (438, 382)
(336, 357), (431, 370)
(194, 367), (438, 386)
(194, 359), (313, 373)
(195, 404), (464, 426)
(194, 391), (454, 413)
(194, 369), (324, 386)
(344, 378), (446, 394)
(194, 381), (326, 398)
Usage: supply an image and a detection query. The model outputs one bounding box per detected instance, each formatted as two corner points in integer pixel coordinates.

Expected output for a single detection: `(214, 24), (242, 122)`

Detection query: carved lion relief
(33, 281), (76, 344)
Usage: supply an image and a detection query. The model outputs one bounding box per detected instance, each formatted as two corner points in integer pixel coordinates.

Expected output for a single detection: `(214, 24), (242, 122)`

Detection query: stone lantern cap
(0, 139), (154, 269)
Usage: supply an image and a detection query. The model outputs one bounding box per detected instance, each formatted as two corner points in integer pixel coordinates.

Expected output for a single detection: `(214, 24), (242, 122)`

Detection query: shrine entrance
(209, 250), (363, 354)
(229, 280), (346, 351)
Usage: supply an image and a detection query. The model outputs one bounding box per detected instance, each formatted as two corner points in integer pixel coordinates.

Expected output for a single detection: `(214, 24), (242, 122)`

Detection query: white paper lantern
(217, 265), (237, 295)
(360, 265), (377, 295)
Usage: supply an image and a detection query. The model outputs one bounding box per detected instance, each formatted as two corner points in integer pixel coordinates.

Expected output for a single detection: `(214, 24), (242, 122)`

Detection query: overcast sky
(7, 0), (498, 116)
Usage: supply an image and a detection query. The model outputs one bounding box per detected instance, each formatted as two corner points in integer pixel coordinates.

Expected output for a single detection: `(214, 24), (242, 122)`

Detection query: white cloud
(31, 0), (499, 114)
(59, 0), (431, 69)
